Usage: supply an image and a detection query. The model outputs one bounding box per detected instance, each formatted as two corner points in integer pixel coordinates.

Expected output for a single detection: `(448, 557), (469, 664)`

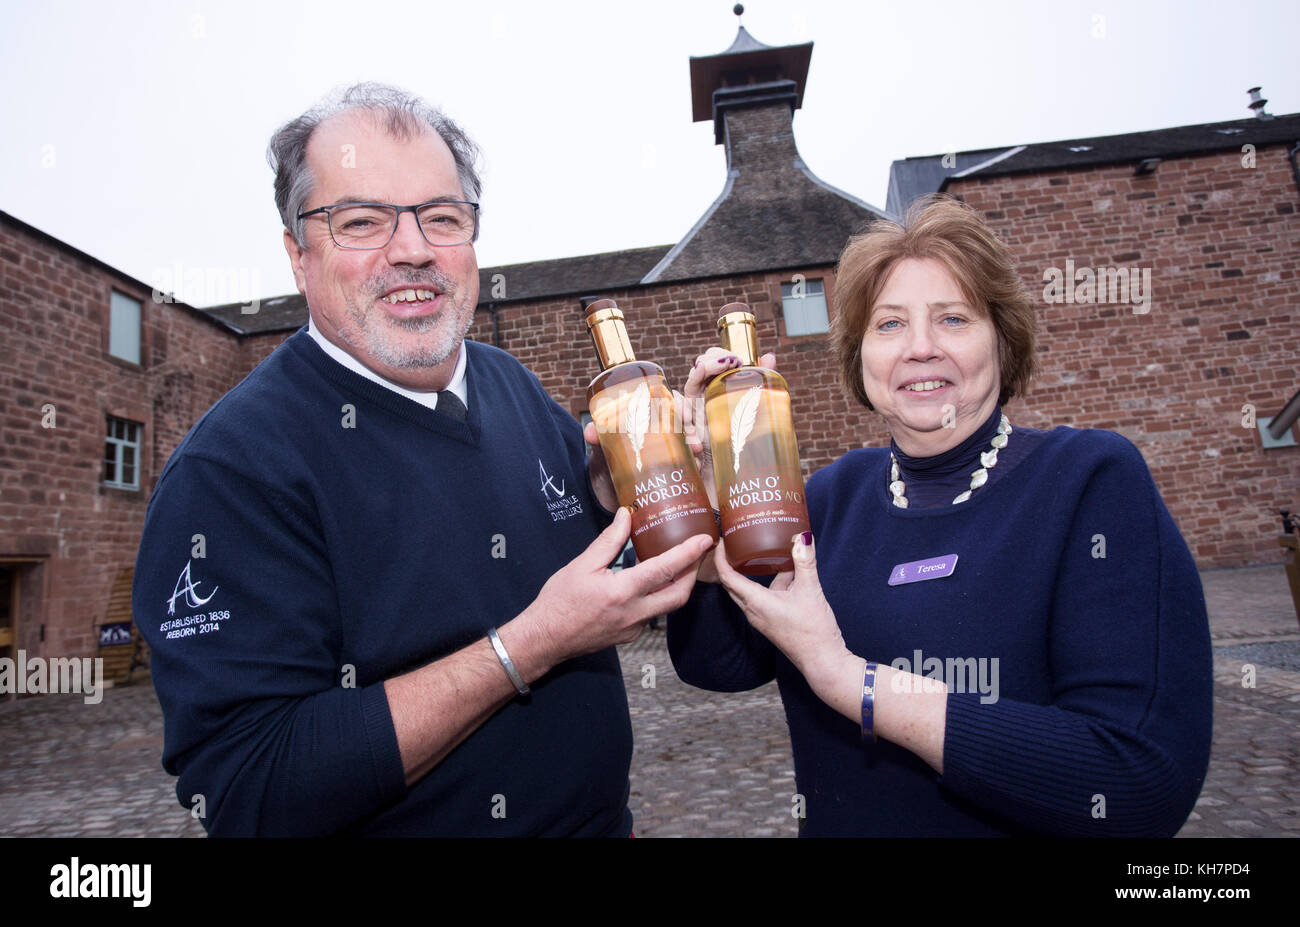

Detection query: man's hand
(517, 507), (714, 676)
(386, 507), (713, 786)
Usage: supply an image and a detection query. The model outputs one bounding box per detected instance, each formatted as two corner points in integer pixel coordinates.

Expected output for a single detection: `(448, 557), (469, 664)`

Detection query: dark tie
(436, 390), (467, 422)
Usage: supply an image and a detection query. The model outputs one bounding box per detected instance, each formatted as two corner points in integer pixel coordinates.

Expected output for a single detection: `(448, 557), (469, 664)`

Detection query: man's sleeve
(937, 434), (1214, 836)
(133, 454), (407, 836)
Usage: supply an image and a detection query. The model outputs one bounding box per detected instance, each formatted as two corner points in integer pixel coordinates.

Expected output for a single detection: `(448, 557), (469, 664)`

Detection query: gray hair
(267, 82), (482, 246)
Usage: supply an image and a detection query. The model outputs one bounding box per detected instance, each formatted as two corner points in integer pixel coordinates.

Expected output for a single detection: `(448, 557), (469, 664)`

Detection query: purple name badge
(888, 554), (959, 586)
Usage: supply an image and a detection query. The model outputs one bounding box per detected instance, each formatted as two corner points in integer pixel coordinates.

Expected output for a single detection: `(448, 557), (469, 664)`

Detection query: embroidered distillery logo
(49, 857), (151, 907)
(167, 559), (218, 616)
(538, 459), (583, 523)
(538, 459), (567, 499)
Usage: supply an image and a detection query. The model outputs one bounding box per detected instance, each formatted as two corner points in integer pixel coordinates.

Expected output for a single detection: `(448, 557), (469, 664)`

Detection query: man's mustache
(371, 273), (455, 297)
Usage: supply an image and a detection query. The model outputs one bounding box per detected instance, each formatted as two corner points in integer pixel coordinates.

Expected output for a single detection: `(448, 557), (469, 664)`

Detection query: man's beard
(341, 286), (473, 370)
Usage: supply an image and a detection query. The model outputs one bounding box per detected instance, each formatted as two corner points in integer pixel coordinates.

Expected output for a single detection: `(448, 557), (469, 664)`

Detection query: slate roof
(889, 113), (1300, 213)
(475, 245), (672, 304)
(886, 149), (1006, 217)
(640, 161), (887, 284)
(204, 292), (307, 334)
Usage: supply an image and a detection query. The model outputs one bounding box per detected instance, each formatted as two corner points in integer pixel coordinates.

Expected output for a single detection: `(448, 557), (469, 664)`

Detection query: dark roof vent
(1247, 86), (1274, 121)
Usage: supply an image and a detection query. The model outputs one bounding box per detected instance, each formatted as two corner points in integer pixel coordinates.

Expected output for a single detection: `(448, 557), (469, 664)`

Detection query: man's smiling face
(284, 108), (479, 390)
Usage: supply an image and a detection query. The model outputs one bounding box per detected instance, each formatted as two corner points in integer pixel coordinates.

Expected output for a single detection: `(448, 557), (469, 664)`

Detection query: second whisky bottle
(706, 304), (810, 574)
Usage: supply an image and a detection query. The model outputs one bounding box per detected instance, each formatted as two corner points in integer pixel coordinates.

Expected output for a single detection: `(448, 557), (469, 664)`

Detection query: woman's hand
(713, 530), (854, 688)
(714, 530), (948, 772)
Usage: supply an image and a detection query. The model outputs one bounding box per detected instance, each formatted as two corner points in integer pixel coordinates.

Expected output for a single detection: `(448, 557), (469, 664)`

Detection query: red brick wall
(949, 144), (1300, 568)
(1, 217), (241, 659)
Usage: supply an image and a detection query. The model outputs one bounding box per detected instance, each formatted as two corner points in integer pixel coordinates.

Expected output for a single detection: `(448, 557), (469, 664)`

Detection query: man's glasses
(297, 200), (479, 250)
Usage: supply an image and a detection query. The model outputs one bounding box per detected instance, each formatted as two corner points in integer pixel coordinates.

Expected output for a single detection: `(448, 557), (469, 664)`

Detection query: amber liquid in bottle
(585, 300), (718, 560)
(706, 304), (810, 575)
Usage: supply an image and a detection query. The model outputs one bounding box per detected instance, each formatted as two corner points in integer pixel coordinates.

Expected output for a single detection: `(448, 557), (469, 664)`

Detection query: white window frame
(109, 291), (142, 364)
(104, 416), (142, 490)
(780, 278), (829, 336)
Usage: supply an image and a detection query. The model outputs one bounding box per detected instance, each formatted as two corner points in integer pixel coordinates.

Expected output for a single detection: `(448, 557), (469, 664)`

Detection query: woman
(669, 195), (1213, 837)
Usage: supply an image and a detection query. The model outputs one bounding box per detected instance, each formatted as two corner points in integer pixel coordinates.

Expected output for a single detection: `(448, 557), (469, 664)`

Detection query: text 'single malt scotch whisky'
(585, 299), (718, 560)
(706, 304), (810, 574)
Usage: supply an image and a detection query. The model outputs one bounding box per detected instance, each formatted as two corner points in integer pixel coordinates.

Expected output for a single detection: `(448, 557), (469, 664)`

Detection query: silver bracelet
(488, 627), (530, 696)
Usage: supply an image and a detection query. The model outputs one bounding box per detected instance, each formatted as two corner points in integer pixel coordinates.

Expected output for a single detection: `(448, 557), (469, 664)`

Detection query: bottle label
(719, 473), (807, 539)
(630, 466), (711, 538)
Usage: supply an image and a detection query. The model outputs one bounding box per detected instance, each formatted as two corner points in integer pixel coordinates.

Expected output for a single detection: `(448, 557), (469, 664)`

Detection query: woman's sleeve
(667, 580), (779, 692)
(937, 433), (1214, 836)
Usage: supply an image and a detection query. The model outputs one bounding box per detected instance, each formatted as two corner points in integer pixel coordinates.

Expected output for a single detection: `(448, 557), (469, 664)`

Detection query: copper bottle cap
(717, 303), (759, 366)
(585, 298), (636, 368)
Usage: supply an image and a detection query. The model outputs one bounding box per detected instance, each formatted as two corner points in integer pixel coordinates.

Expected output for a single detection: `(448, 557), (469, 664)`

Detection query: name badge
(888, 554), (958, 586)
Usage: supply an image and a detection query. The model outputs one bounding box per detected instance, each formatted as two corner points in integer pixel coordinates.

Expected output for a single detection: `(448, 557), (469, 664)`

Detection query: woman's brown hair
(831, 194), (1037, 410)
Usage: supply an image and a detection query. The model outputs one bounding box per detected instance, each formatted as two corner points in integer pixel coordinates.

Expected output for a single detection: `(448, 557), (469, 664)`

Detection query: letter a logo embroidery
(167, 560), (219, 615)
(538, 459), (566, 499)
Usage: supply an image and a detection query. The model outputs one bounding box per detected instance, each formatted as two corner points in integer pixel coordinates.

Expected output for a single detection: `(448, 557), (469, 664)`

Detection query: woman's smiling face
(860, 257), (1001, 457)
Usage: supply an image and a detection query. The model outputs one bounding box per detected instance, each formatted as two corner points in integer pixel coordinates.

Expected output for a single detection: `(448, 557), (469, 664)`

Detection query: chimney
(688, 7), (813, 153)
(641, 8), (887, 285)
(1247, 86), (1274, 121)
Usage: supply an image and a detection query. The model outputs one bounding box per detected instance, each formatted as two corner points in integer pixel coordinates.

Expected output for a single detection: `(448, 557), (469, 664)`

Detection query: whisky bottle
(706, 304), (810, 574)
(585, 299), (718, 560)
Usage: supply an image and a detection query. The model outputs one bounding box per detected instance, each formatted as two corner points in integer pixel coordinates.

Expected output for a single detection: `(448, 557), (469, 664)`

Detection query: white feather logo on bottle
(626, 381), (651, 471)
(730, 386), (762, 474)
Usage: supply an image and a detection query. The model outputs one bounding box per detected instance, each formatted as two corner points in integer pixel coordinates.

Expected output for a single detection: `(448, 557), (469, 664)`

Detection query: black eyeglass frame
(297, 199), (480, 250)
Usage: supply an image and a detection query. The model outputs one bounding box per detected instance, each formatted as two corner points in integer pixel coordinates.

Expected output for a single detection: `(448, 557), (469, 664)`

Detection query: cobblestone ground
(0, 565), (1295, 838)
(1179, 565), (1300, 837)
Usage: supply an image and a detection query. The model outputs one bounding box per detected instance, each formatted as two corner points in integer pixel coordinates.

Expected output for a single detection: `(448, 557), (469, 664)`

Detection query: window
(109, 291), (141, 363)
(780, 278), (829, 336)
(104, 416), (142, 490)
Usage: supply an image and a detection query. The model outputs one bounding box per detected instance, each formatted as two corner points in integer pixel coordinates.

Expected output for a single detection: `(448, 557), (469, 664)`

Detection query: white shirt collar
(306, 318), (468, 413)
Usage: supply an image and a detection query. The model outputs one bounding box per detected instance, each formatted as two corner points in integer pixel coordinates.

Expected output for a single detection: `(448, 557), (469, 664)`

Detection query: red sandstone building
(1, 24), (1297, 678)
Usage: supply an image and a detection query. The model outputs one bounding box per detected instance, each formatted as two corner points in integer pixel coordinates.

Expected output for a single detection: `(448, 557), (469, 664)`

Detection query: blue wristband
(861, 661), (878, 743)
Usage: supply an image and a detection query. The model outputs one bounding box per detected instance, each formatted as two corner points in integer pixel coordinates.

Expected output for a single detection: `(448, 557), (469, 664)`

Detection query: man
(132, 83), (712, 836)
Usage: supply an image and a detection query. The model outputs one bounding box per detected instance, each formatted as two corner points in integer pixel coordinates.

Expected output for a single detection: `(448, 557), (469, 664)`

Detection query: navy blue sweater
(668, 426), (1213, 836)
(133, 331), (631, 836)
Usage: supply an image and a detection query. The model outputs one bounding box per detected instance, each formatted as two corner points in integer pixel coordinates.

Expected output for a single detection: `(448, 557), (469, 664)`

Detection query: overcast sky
(2, 0), (1297, 306)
